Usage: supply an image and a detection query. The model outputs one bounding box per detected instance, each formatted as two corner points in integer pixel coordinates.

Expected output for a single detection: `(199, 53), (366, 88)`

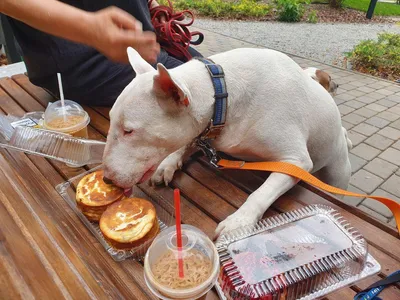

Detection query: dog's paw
(150, 155), (183, 186)
(214, 209), (260, 241)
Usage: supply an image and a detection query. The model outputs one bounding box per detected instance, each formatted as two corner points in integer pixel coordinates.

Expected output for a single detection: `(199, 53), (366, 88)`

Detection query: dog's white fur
(103, 47), (352, 239)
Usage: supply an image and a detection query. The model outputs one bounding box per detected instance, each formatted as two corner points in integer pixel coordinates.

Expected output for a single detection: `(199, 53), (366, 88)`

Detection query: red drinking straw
(174, 188), (184, 278)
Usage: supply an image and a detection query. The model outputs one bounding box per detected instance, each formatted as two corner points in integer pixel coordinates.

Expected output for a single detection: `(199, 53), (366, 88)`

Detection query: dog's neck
(170, 60), (240, 144)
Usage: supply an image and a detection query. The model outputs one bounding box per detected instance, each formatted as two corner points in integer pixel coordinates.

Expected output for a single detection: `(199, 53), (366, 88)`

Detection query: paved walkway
(194, 26), (400, 228)
(194, 19), (400, 67)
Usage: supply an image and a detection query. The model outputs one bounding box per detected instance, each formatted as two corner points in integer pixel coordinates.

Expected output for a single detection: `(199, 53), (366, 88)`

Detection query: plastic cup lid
(43, 100), (89, 133)
(144, 225), (219, 299)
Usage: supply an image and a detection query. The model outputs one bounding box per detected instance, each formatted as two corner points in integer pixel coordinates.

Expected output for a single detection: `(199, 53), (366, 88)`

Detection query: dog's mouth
(124, 188), (133, 197)
(120, 166), (155, 197)
(138, 167), (155, 184)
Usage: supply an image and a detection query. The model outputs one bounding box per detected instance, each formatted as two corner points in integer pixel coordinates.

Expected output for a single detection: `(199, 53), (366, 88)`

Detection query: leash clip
(195, 138), (220, 168)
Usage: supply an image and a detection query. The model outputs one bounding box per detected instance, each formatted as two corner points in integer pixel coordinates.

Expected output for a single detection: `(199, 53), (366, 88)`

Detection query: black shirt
(7, 0), (174, 104)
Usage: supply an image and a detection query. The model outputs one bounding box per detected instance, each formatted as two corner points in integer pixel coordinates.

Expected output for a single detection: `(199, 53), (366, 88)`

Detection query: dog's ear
(315, 70), (330, 92)
(127, 47), (154, 75)
(153, 63), (189, 109)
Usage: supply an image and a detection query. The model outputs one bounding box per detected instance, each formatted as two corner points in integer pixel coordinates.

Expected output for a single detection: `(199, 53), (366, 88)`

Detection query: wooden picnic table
(0, 74), (399, 299)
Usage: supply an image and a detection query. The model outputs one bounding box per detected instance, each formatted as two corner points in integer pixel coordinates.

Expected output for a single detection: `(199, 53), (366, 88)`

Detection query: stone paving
(193, 27), (400, 228)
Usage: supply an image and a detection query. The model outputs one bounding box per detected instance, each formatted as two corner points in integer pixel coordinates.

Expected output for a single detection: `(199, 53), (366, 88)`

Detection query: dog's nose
(337, 84), (339, 88)
(103, 177), (114, 185)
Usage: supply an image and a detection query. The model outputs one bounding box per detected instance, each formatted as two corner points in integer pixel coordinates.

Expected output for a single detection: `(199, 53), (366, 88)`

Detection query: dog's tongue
(124, 188), (133, 197)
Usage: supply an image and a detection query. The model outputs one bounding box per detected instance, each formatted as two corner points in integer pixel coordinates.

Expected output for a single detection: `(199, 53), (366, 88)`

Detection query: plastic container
(23, 111), (45, 125)
(43, 100), (90, 138)
(144, 225), (220, 300)
(215, 205), (380, 300)
(56, 166), (175, 261)
(5, 126), (105, 167)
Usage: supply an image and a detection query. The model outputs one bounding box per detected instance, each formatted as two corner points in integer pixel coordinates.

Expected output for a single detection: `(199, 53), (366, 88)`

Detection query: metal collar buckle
(195, 138), (220, 168)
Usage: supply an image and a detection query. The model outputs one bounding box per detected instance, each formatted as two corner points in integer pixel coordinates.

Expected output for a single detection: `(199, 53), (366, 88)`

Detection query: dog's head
(304, 67), (338, 95)
(102, 48), (195, 188)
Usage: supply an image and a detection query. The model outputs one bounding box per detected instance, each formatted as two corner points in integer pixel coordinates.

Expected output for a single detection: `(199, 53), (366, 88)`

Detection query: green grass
(344, 0), (400, 16)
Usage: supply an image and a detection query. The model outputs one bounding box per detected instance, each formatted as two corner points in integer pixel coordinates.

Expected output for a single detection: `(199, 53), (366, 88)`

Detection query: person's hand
(88, 6), (160, 63)
(149, 0), (167, 23)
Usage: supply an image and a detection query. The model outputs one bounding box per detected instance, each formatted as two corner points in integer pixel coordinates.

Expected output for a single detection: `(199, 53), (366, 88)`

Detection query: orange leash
(217, 159), (400, 235)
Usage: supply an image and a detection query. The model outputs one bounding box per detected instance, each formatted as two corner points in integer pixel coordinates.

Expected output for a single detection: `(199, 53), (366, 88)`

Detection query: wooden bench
(0, 74), (399, 299)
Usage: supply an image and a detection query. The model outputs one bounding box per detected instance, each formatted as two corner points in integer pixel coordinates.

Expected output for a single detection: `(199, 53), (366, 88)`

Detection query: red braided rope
(149, 0), (204, 62)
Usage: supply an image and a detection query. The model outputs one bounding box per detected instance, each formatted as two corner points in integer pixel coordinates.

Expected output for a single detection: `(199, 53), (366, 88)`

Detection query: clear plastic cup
(144, 225), (219, 300)
(43, 100), (90, 139)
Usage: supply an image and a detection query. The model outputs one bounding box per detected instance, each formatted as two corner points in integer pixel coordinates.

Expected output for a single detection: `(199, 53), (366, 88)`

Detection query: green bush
(347, 33), (400, 79)
(171, 0), (270, 18)
(275, 0), (309, 22)
(307, 9), (318, 23)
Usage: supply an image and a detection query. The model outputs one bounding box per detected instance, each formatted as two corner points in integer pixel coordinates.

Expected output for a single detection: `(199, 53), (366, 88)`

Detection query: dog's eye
(123, 129), (134, 135)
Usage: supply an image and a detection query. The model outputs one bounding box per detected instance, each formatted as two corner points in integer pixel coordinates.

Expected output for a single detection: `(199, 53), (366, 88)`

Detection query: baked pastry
(100, 198), (160, 249)
(76, 170), (125, 221)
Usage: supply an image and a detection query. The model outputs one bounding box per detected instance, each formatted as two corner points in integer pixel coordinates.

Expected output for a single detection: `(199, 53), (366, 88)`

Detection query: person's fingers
(138, 32), (160, 56)
(159, 15), (167, 23)
(115, 30), (157, 48)
(108, 6), (142, 31)
(114, 30), (159, 63)
(140, 31), (158, 44)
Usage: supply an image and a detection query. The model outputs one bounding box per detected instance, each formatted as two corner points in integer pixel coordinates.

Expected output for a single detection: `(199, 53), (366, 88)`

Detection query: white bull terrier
(103, 47), (352, 239)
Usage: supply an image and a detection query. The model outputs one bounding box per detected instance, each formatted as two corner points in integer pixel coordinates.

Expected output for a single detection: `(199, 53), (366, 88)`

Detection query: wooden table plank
(172, 170), (237, 222)
(0, 248), (30, 300)
(184, 160), (247, 209)
(84, 106), (110, 136)
(92, 106), (111, 119)
(0, 181), (66, 299)
(0, 86), (25, 116)
(0, 155), (98, 299)
(322, 288), (357, 300)
(0, 77), (44, 112)
(12, 74), (54, 107)
(0, 149), (156, 299)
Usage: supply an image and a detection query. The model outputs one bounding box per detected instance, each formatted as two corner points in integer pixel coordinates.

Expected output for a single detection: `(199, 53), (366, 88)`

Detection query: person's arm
(0, 0), (160, 63)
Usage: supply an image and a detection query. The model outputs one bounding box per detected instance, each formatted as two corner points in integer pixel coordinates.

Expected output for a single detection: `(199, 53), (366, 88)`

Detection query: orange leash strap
(217, 159), (400, 235)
